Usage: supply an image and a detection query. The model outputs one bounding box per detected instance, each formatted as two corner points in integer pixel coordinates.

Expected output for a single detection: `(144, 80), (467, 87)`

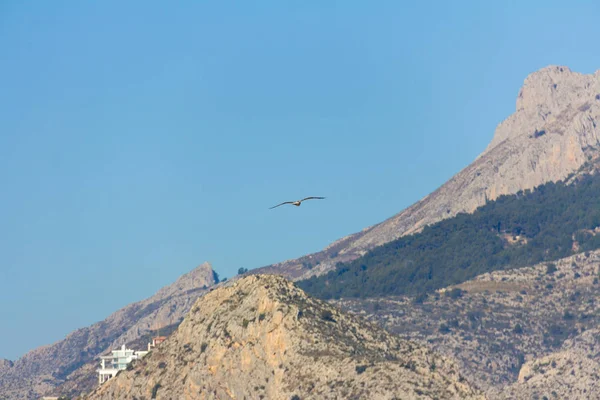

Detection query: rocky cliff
(85, 275), (483, 400)
(0, 262), (217, 400)
(257, 66), (600, 281)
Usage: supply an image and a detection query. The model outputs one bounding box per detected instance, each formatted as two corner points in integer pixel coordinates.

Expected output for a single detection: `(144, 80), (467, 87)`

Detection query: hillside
(498, 328), (600, 399)
(299, 172), (600, 299)
(8, 64), (600, 399)
(85, 275), (483, 400)
(335, 249), (600, 399)
(255, 66), (600, 281)
(0, 263), (217, 400)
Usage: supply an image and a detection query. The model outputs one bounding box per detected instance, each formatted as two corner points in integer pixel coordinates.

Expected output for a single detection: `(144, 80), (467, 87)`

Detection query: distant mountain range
(2, 65), (600, 399)
(0, 263), (217, 399)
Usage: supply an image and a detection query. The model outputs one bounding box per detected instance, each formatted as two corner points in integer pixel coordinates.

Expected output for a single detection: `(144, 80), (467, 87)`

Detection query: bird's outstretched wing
(269, 201), (294, 209)
(300, 196), (325, 202)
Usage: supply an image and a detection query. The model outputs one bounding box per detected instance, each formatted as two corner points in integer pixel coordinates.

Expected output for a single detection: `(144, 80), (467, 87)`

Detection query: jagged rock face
(0, 262), (216, 400)
(488, 66), (600, 151)
(86, 275), (484, 400)
(257, 66), (600, 281)
(357, 67), (600, 248)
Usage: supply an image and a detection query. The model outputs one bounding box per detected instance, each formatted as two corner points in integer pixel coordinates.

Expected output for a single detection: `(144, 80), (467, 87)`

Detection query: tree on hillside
(299, 173), (600, 299)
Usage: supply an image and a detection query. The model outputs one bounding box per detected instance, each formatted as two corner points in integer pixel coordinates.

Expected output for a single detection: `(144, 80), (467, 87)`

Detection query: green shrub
(513, 324), (524, 334)
(533, 129), (546, 138)
(320, 309), (335, 322)
(413, 293), (428, 304)
(439, 323), (450, 334)
(563, 310), (575, 320)
(355, 365), (367, 374)
(151, 383), (161, 398)
(126, 360), (135, 371)
(445, 288), (464, 299)
(546, 263), (558, 275)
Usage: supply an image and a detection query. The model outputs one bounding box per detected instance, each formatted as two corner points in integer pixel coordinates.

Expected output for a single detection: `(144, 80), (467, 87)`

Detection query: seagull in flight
(269, 197), (325, 209)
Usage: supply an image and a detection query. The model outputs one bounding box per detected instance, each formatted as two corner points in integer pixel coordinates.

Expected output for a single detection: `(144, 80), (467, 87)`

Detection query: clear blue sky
(1, 1), (599, 360)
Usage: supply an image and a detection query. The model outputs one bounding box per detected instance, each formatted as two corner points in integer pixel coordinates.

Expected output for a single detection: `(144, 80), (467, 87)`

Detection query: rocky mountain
(0, 262), (217, 400)
(499, 328), (600, 399)
(84, 274), (483, 400)
(257, 66), (600, 281)
(335, 248), (600, 399)
(7, 65), (600, 399)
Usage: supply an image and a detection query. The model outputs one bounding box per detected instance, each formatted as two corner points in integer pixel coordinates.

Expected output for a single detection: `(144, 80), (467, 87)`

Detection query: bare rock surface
(336, 249), (600, 399)
(498, 329), (600, 399)
(86, 275), (483, 400)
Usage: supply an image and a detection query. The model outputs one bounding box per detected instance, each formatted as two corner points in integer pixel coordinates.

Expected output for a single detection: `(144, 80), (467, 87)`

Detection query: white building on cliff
(97, 344), (148, 384)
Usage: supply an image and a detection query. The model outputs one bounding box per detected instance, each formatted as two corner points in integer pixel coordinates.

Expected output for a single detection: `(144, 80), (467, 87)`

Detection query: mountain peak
(88, 274), (483, 399)
(251, 65), (600, 283)
(516, 65), (595, 111)
(153, 261), (216, 300)
(488, 65), (599, 151)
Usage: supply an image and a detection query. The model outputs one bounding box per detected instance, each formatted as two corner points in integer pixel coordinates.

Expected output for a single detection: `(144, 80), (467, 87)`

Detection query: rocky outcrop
(336, 249), (600, 399)
(486, 66), (600, 152)
(86, 275), (484, 400)
(257, 66), (600, 281)
(0, 262), (217, 400)
(499, 329), (600, 399)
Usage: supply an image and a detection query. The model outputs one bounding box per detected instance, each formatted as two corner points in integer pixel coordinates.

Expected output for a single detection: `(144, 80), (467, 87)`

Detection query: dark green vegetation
(299, 174), (600, 299)
(151, 383), (162, 398)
